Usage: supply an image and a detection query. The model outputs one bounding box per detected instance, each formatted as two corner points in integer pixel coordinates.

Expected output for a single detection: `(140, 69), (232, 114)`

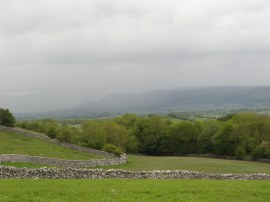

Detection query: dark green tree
(0, 108), (16, 127)
(167, 121), (199, 155)
(133, 116), (170, 155)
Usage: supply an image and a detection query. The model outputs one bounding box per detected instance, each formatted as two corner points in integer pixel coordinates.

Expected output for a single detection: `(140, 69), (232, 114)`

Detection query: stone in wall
(0, 154), (127, 168)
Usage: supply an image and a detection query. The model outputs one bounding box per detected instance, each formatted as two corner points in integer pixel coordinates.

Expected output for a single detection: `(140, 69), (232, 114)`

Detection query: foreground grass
(0, 179), (270, 202)
(0, 130), (102, 160)
(101, 155), (270, 174)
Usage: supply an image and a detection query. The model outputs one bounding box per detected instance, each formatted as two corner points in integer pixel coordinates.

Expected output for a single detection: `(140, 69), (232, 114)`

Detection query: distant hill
(83, 86), (270, 112)
(15, 86), (270, 119)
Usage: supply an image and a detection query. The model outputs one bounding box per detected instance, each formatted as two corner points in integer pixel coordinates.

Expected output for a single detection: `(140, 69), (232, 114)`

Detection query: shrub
(251, 146), (265, 159)
(235, 145), (246, 159)
(265, 149), (270, 160)
(102, 144), (123, 157)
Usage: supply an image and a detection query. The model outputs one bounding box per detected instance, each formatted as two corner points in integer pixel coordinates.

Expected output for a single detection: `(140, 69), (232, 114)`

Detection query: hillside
(16, 86), (270, 119)
(0, 130), (102, 160)
(85, 86), (270, 113)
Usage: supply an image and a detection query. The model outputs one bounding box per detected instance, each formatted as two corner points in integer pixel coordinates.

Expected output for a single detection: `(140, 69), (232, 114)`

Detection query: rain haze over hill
(1, 0), (270, 114)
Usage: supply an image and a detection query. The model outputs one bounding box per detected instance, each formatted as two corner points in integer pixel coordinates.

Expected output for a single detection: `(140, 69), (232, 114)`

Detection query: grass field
(1, 129), (270, 202)
(0, 130), (102, 160)
(3, 155), (270, 174)
(100, 155), (270, 174)
(1, 129), (270, 174)
(0, 179), (270, 202)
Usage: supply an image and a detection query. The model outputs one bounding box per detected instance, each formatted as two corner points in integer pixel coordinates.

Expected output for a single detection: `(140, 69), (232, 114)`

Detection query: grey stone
(1, 166), (270, 180)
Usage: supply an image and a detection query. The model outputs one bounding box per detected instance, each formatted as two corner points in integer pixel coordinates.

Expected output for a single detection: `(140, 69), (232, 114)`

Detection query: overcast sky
(1, 0), (270, 112)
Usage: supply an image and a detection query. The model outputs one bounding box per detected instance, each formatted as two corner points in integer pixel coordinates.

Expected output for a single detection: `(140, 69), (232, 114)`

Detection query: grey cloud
(0, 0), (270, 112)
(1, 0), (270, 64)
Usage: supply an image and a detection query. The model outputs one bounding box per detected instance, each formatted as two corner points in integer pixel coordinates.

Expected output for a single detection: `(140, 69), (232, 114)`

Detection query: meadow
(2, 130), (270, 174)
(0, 130), (102, 160)
(1, 127), (270, 202)
(100, 155), (270, 174)
(0, 179), (270, 202)
(2, 155), (270, 174)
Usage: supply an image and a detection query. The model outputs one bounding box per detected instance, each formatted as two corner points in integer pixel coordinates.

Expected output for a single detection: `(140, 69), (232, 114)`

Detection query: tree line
(16, 112), (270, 160)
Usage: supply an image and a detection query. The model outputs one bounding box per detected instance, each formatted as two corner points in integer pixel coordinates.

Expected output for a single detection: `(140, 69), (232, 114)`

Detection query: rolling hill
(86, 86), (270, 113)
(15, 86), (270, 119)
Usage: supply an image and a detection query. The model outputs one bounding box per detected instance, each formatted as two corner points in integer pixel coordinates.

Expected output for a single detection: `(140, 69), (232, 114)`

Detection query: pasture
(0, 130), (102, 160)
(102, 155), (270, 174)
(1, 129), (270, 202)
(0, 179), (270, 202)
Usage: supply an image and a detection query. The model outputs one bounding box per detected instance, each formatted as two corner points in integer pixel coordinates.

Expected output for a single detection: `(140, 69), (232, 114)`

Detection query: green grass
(100, 155), (270, 174)
(0, 130), (102, 160)
(0, 179), (270, 202)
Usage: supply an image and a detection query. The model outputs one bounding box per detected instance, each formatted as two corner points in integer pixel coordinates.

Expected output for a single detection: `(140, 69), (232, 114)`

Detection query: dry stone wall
(0, 154), (127, 168)
(1, 166), (270, 180)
